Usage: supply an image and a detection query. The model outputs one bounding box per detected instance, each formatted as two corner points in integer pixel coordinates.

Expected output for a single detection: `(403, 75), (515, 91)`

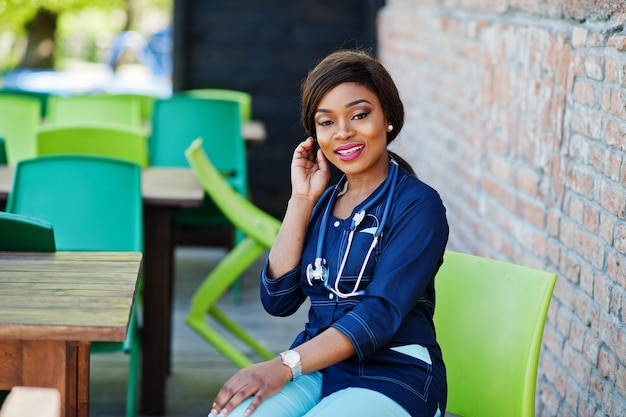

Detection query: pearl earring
(387, 124), (393, 132)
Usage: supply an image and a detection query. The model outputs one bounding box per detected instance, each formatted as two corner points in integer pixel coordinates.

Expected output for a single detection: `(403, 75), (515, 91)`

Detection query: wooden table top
(0, 251), (143, 342)
(0, 166), (204, 207)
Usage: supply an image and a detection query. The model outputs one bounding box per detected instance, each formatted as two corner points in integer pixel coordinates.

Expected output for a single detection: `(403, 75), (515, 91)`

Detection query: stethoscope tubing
(307, 159), (399, 298)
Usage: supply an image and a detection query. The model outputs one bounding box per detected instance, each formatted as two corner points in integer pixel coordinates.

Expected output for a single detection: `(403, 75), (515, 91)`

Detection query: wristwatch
(280, 350), (302, 380)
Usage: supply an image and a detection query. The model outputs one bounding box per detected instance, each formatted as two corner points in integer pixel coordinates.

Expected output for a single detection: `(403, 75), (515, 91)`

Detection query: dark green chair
(6, 155), (143, 417)
(0, 212), (55, 251)
(0, 137), (7, 165)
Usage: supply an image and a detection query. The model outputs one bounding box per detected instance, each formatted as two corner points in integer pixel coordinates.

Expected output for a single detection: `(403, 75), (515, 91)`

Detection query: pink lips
(335, 144), (364, 161)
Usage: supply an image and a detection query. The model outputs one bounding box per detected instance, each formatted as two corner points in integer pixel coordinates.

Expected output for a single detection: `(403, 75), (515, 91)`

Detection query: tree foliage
(0, 0), (126, 34)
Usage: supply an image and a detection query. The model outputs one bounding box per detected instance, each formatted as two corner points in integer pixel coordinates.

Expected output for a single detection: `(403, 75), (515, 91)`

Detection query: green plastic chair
(433, 250), (557, 417)
(0, 210), (55, 404)
(0, 88), (50, 118)
(0, 212), (56, 251)
(36, 124), (149, 167)
(149, 95), (248, 243)
(108, 93), (155, 124)
(183, 88), (252, 122)
(184, 138), (279, 367)
(46, 94), (143, 130)
(0, 94), (41, 165)
(6, 155), (143, 417)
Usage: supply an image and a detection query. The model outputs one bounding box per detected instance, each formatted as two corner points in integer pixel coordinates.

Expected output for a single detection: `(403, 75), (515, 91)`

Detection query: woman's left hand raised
(209, 357), (291, 416)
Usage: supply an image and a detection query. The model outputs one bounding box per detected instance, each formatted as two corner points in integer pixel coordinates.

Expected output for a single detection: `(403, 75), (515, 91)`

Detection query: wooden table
(0, 166), (204, 415)
(0, 251), (143, 417)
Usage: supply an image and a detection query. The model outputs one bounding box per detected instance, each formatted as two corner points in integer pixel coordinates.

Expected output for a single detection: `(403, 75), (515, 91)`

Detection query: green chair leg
(186, 237), (274, 367)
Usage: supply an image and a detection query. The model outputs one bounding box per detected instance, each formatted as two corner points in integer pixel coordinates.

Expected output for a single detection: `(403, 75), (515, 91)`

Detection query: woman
(209, 49), (449, 417)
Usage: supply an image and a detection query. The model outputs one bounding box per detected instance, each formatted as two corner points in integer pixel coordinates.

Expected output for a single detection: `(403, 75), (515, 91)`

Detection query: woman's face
(314, 82), (389, 177)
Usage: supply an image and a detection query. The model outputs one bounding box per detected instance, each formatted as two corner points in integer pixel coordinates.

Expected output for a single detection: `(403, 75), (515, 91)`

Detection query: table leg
(0, 339), (91, 417)
(140, 205), (176, 415)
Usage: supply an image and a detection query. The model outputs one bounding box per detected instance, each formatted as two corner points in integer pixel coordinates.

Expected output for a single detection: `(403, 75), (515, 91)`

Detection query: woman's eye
(318, 119), (333, 126)
(353, 112), (369, 120)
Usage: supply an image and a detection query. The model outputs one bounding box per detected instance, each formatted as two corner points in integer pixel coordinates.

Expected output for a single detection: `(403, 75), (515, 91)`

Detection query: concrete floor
(90, 246), (308, 417)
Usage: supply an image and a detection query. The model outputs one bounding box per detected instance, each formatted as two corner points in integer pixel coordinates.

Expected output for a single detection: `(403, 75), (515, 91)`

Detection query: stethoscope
(305, 159), (399, 298)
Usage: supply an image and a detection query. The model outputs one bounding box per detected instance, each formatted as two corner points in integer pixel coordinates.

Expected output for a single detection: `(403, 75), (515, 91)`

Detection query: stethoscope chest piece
(306, 257), (328, 286)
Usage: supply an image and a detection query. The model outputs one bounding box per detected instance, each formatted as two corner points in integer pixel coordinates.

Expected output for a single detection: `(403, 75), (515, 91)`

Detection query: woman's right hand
(291, 137), (330, 201)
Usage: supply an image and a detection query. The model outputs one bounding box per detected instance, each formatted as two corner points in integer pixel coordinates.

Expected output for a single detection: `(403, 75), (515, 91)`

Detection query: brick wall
(378, 1), (626, 415)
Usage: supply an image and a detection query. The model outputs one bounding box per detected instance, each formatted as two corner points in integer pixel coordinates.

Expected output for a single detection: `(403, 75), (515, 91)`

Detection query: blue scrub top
(260, 164), (449, 417)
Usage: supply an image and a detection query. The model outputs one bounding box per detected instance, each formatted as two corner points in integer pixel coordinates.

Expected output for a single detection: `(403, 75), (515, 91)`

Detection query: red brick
(594, 274), (611, 311)
(610, 87), (626, 119)
(580, 263), (594, 296)
(603, 118), (626, 150)
(547, 209), (561, 237)
(584, 55), (605, 80)
(607, 151), (622, 181)
(573, 80), (595, 106)
(598, 346), (617, 381)
(599, 212), (615, 245)
(606, 252), (626, 289)
(583, 204), (599, 233)
(616, 223), (626, 255)
(608, 34), (626, 51)
(599, 178), (626, 217)
(566, 164), (595, 198)
(605, 56), (622, 84)
(582, 330), (600, 364)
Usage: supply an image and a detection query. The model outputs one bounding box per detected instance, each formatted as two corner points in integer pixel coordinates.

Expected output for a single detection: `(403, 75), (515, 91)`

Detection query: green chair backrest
(6, 155), (143, 252)
(46, 94), (143, 130)
(0, 94), (41, 165)
(433, 250), (557, 417)
(183, 88), (252, 121)
(0, 212), (56, 251)
(36, 124), (148, 167)
(0, 88), (50, 118)
(108, 93), (155, 123)
(185, 138), (279, 248)
(149, 96), (247, 194)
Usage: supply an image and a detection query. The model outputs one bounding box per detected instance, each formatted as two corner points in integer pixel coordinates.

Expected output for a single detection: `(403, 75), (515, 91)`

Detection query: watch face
(283, 350), (300, 365)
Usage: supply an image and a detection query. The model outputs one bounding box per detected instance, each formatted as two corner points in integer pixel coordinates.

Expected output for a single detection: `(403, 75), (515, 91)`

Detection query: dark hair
(300, 49), (414, 174)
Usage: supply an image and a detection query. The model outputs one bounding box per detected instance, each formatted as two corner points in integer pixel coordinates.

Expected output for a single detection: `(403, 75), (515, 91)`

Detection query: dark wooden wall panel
(173, 0), (384, 217)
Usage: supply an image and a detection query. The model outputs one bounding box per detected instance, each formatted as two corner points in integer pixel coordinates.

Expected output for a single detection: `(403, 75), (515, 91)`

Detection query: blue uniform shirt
(260, 165), (449, 417)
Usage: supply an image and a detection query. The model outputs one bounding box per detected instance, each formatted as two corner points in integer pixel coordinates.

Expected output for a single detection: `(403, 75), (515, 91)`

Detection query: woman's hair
(300, 49), (414, 174)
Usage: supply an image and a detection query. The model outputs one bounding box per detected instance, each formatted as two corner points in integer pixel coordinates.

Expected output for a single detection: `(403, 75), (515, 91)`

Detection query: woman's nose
(333, 121), (355, 140)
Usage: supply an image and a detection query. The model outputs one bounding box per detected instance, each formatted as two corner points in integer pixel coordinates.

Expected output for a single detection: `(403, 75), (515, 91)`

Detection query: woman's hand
(291, 137), (330, 201)
(209, 357), (291, 417)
